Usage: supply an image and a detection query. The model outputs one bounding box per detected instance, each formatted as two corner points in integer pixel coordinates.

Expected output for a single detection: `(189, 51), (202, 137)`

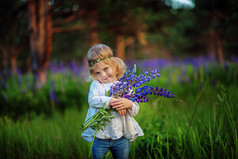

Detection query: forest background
(1, 0), (238, 78)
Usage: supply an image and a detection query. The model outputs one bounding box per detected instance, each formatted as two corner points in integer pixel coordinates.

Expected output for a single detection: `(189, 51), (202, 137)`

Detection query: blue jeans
(92, 136), (130, 159)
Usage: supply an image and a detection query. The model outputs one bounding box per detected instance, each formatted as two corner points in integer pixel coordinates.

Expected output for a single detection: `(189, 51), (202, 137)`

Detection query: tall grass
(0, 106), (91, 158)
(0, 82), (237, 158)
(133, 82), (238, 159)
(0, 60), (237, 158)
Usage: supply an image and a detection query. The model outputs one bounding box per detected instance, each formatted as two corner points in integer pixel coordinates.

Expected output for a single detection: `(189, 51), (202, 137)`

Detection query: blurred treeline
(0, 0), (238, 76)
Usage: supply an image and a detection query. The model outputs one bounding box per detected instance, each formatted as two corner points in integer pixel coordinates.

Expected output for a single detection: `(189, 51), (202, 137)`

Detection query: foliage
(1, 0), (237, 70)
(0, 59), (238, 158)
(0, 80), (237, 158)
(0, 71), (88, 119)
(1, 57), (237, 119)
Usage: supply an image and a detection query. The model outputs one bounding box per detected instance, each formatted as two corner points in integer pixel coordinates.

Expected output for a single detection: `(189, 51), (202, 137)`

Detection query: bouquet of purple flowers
(109, 65), (175, 102)
(82, 65), (175, 132)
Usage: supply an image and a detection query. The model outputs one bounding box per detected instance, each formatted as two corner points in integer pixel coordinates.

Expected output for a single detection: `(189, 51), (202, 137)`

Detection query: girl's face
(93, 62), (117, 83)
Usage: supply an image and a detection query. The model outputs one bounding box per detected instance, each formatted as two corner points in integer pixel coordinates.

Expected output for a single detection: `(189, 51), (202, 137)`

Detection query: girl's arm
(127, 102), (140, 116)
(109, 98), (128, 116)
(111, 98), (140, 116)
(88, 80), (112, 108)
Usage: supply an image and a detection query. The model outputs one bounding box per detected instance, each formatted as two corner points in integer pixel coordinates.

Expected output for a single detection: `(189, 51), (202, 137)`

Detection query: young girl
(81, 44), (144, 159)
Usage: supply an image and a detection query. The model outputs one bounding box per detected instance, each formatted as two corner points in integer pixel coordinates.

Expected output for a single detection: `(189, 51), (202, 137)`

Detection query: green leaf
(104, 118), (111, 122)
(104, 116), (115, 119)
(105, 90), (110, 96)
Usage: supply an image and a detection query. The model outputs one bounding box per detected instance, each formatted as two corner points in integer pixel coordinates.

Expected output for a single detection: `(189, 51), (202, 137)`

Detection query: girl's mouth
(104, 76), (109, 80)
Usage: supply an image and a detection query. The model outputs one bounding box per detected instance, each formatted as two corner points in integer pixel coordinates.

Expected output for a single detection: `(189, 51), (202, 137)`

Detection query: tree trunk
(28, 0), (53, 87)
(10, 53), (17, 74)
(210, 29), (216, 60)
(38, 0), (46, 64)
(40, 0), (52, 84)
(216, 33), (224, 66)
(44, 0), (52, 69)
(116, 34), (125, 60)
(28, 0), (38, 94)
(0, 48), (8, 71)
(9, 40), (26, 75)
(88, 10), (99, 46)
(137, 31), (147, 46)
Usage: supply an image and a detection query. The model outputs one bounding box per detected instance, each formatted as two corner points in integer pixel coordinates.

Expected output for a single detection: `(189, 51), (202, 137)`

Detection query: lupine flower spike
(109, 64), (175, 103)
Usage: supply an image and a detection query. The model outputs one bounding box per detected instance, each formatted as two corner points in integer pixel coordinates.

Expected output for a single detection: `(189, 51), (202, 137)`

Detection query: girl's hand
(108, 97), (118, 107)
(109, 98), (127, 116)
(118, 109), (127, 116)
(111, 97), (133, 110)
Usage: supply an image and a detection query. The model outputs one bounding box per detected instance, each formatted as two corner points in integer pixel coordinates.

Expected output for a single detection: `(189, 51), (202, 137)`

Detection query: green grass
(0, 62), (237, 158)
(0, 81), (237, 159)
(0, 106), (91, 158)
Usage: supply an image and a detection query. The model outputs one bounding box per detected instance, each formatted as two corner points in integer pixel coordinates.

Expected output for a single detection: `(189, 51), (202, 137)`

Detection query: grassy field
(0, 60), (238, 158)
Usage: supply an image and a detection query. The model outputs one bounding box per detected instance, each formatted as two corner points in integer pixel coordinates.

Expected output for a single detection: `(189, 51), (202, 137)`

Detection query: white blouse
(81, 80), (144, 143)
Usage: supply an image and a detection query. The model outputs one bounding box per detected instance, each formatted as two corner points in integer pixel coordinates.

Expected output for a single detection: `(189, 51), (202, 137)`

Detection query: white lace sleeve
(88, 80), (112, 108)
(128, 102), (140, 116)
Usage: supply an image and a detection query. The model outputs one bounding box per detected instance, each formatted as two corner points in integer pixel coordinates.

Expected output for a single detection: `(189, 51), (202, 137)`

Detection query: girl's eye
(95, 72), (100, 75)
(104, 67), (108, 71)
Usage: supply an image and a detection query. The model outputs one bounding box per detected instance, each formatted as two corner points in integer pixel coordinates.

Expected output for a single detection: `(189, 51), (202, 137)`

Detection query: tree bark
(39, 0), (52, 84)
(210, 29), (216, 60)
(53, 26), (83, 33)
(88, 10), (99, 46)
(44, 0), (52, 70)
(0, 48), (8, 71)
(10, 48), (17, 74)
(137, 31), (147, 46)
(116, 34), (125, 60)
(28, 0), (38, 94)
(209, 29), (224, 65)
(38, 0), (46, 64)
(216, 33), (224, 66)
(28, 0), (53, 89)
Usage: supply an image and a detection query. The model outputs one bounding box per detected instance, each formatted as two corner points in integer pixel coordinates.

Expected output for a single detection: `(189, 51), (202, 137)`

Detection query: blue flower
(155, 69), (159, 73)
(109, 65), (175, 103)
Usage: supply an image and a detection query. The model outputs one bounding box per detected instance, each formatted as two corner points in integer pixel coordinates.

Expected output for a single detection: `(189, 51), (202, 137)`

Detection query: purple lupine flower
(224, 62), (229, 70)
(1, 79), (6, 89)
(109, 65), (175, 103)
(3, 93), (8, 101)
(59, 61), (64, 71)
(49, 81), (56, 100)
(23, 89), (27, 94)
(232, 55), (238, 63)
(26, 74), (31, 89)
(8, 70), (12, 78)
(155, 69), (159, 73)
(18, 75), (22, 88)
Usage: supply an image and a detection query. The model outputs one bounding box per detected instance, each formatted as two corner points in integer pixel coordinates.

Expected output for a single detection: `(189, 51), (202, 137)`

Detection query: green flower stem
(88, 128), (98, 158)
(82, 107), (114, 131)
(82, 106), (115, 158)
(82, 113), (100, 130)
(83, 113), (102, 130)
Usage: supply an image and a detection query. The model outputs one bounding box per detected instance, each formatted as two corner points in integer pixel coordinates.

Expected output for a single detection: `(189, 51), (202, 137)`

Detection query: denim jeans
(92, 136), (130, 159)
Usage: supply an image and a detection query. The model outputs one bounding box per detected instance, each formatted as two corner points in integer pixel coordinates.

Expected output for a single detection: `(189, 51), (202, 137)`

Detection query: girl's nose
(101, 71), (107, 77)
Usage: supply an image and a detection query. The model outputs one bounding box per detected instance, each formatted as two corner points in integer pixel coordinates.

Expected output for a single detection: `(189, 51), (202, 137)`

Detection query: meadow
(0, 57), (238, 159)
